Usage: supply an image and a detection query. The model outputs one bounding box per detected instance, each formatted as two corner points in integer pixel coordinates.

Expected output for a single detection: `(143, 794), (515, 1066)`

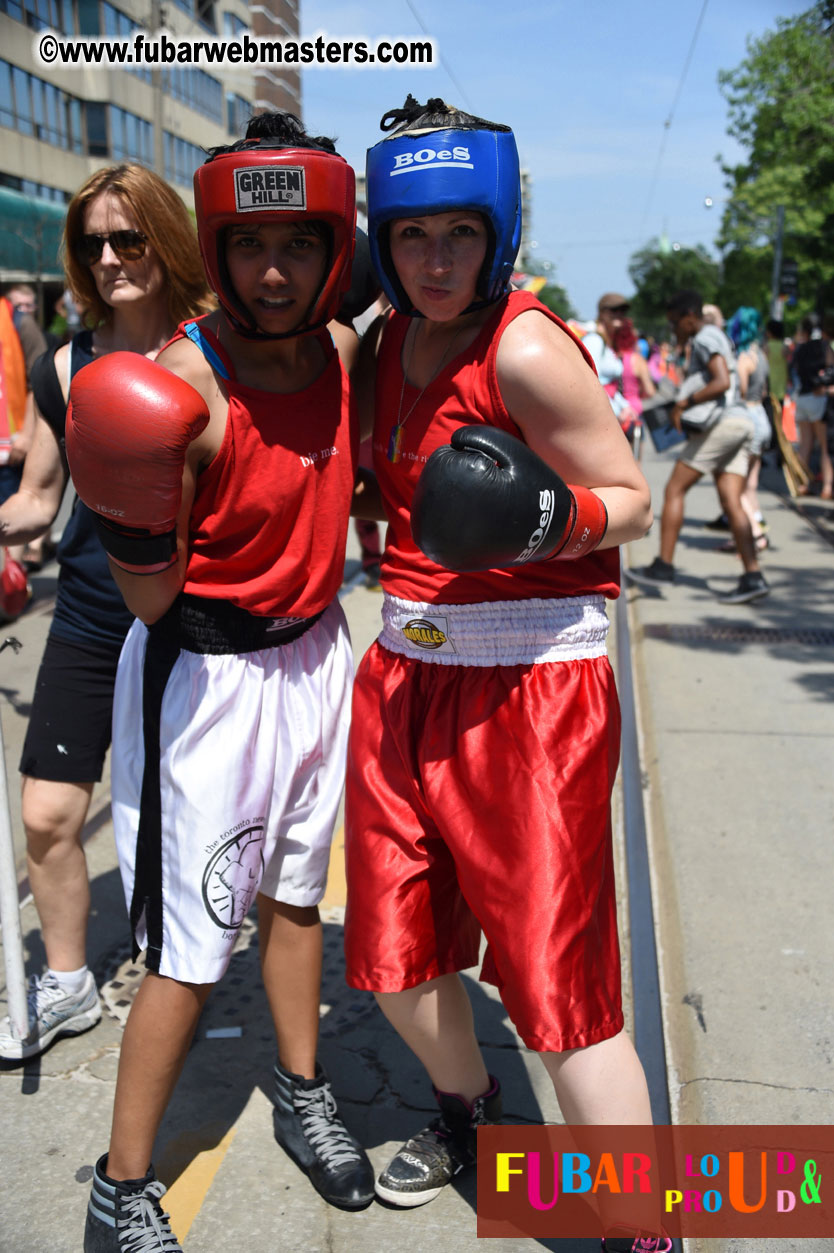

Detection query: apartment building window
(222, 10), (246, 36)
(226, 91), (251, 138)
(0, 0), (73, 34)
(102, 2), (152, 82)
(169, 0), (215, 31)
(163, 67), (223, 122)
(164, 131), (205, 188)
(0, 59), (83, 151)
(0, 172), (70, 203)
(109, 104), (154, 164)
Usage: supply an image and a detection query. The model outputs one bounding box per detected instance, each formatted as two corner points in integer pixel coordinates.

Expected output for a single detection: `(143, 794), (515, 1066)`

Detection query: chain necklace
(387, 321), (466, 463)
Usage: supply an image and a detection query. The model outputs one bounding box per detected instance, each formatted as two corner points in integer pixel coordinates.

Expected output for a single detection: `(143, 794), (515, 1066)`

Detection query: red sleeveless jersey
(172, 319), (358, 618)
(372, 290), (621, 604)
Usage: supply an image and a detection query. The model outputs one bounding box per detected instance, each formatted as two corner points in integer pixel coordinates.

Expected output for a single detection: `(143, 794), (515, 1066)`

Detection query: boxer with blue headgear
(366, 94), (521, 314)
(343, 98), (661, 1250)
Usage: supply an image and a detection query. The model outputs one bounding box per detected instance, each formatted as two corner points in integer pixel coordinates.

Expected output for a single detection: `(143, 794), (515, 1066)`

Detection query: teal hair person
(728, 306), (761, 352)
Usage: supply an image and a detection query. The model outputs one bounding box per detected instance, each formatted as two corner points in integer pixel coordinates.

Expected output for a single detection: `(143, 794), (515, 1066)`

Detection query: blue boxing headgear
(367, 124), (522, 315)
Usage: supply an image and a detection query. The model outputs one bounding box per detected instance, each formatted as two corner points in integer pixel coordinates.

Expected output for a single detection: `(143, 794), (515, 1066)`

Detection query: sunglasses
(604, 304), (630, 315)
(77, 229), (147, 266)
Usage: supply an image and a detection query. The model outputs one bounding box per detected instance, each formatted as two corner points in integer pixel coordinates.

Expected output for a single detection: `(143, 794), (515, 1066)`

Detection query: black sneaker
(704, 512), (730, 531)
(272, 1060), (374, 1209)
(375, 1076), (502, 1207)
(625, 558), (675, 589)
(84, 1154), (181, 1251)
(718, 571), (770, 604)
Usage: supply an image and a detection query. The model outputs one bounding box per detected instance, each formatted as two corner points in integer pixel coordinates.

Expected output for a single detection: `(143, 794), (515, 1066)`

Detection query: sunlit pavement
(1, 466), (832, 1252)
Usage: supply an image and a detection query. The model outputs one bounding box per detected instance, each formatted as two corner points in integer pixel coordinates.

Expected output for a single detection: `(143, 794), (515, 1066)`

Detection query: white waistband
(379, 594), (609, 667)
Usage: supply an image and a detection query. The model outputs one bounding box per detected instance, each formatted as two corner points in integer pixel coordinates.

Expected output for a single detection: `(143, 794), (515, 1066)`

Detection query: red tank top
(372, 291), (620, 603)
(171, 319), (358, 618)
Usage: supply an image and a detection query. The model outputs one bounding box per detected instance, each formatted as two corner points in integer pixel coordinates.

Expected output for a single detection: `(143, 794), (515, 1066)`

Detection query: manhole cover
(644, 623), (834, 646)
(97, 907), (377, 1039)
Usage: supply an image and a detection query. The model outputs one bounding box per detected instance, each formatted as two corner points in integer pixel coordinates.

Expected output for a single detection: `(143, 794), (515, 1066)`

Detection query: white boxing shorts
(111, 595), (353, 984)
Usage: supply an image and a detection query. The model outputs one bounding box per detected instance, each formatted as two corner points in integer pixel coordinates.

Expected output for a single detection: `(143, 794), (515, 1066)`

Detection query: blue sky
(301, 0), (809, 320)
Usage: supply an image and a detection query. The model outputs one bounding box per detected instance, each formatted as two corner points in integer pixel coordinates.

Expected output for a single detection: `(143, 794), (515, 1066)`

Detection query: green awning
(0, 186), (66, 280)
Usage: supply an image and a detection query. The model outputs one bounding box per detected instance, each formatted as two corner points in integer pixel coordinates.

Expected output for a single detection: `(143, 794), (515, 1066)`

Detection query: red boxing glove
(66, 353), (209, 574)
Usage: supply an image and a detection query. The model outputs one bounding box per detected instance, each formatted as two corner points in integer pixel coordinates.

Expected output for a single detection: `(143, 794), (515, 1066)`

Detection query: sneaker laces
(633, 1237), (672, 1252)
(390, 1114), (463, 1177)
(293, 1083), (363, 1170)
(21, 973), (68, 1029)
(118, 1180), (180, 1252)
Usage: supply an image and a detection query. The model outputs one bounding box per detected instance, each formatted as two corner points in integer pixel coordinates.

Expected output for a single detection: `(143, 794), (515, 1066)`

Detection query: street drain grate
(643, 623), (834, 646)
(97, 906), (378, 1039)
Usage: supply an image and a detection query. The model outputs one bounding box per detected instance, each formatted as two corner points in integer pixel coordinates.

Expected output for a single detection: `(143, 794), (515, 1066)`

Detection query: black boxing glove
(411, 425), (608, 572)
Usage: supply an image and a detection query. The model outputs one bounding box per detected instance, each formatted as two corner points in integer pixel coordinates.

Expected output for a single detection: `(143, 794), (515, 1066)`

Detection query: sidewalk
(625, 446), (833, 1253)
(1, 462), (832, 1251)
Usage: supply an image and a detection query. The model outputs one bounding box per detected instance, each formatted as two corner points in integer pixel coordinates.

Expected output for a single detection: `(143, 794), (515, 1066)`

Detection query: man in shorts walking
(627, 289), (769, 604)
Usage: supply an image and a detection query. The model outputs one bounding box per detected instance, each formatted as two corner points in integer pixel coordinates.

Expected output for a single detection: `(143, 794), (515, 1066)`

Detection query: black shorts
(20, 633), (123, 783)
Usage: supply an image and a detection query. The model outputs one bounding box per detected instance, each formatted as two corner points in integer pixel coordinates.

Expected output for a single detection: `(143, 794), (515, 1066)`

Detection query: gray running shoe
(375, 1076), (502, 1207)
(84, 1155), (181, 1252)
(0, 970), (101, 1061)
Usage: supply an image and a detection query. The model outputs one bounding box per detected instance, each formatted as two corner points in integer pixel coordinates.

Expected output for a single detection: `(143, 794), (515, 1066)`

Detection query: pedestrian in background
(627, 289), (768, 604)
(792, 313), (833, 499)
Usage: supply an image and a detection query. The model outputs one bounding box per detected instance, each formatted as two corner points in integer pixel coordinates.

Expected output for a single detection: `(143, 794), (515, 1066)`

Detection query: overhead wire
(639, 0), (710, 234)
(402, 0), (474, 110)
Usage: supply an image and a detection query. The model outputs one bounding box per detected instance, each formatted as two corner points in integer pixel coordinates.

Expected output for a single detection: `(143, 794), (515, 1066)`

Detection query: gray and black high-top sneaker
(272, 1059), (374, 1209)
(375, 1075), (502, 1207)
(84, 1154), (181, 1252)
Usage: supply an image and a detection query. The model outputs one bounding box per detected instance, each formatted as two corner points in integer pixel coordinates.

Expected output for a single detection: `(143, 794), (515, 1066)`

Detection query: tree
(626, 239), (720, 337)
(717, 2), (834, 321)
(536, 282), (578, 322)
(715, 246), (773, 322)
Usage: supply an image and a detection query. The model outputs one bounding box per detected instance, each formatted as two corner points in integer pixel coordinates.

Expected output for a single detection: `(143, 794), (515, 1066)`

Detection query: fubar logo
(390, 147), (473, 175)
(234, 166), (306, 211)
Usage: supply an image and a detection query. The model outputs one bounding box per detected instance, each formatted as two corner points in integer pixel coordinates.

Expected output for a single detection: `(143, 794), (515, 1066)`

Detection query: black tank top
(31, 331), (134, 649)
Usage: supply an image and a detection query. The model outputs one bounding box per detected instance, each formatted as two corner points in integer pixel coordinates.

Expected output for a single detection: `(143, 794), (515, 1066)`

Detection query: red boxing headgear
(194, 141), (356, 338)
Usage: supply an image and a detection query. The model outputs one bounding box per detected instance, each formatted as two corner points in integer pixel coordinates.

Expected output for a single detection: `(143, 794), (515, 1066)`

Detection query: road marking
(163, 1125), (237, 1243)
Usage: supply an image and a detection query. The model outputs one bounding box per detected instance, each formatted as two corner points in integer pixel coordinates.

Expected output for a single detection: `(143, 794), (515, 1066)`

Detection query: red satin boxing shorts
(344, 643), (624, 1052)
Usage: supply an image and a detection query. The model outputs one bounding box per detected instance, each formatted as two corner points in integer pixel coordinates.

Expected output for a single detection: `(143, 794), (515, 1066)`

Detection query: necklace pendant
(387, 424), (404, 463)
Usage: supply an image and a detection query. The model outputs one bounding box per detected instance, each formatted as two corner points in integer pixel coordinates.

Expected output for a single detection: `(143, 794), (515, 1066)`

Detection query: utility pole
(150, 0), (165, 177)
(770, 204), (785, 320)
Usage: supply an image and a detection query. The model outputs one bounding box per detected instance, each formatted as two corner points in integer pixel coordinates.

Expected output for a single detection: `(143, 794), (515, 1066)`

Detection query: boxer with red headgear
(343, 97), (665, 1252)
(69, 112), (374, 1253)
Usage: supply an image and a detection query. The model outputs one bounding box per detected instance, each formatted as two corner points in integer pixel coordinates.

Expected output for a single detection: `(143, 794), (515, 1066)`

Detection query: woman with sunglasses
(344, 97), (666, 1253)
(0, 163), (211, 1066)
